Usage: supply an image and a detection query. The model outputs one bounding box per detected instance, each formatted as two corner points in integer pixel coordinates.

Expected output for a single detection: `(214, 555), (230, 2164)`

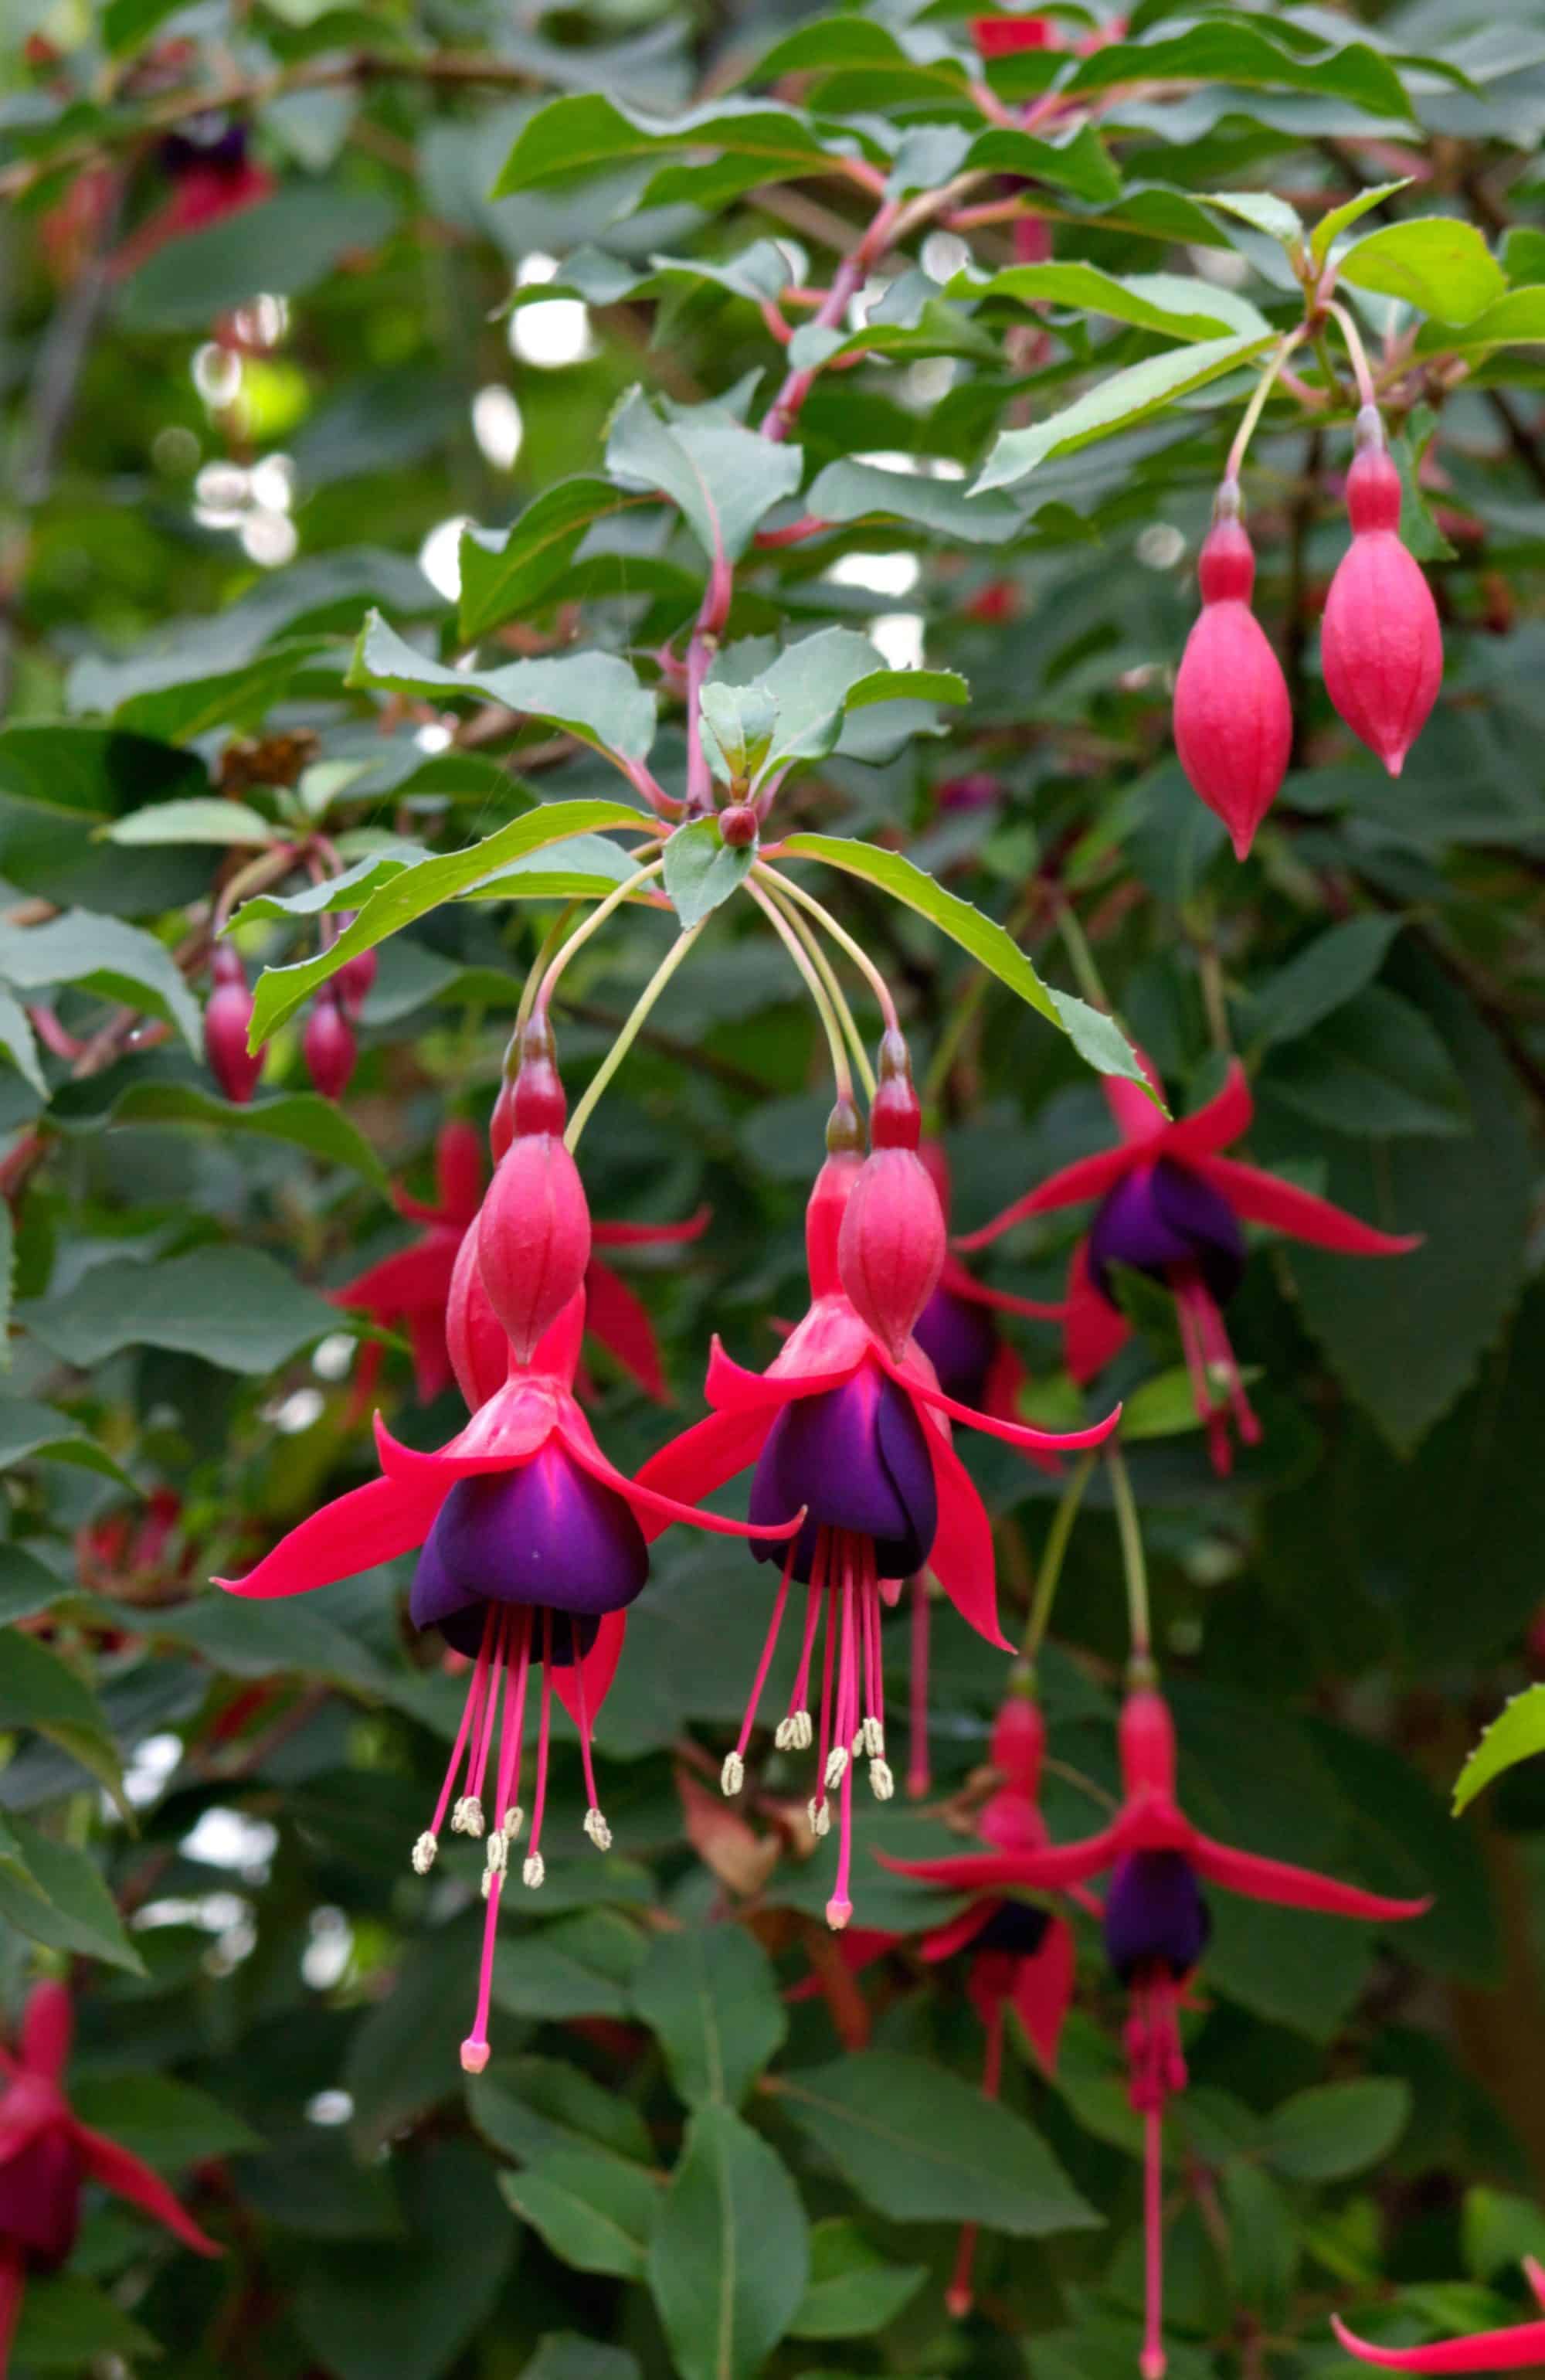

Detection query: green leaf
(803, 458), (1020, 545)
(492, 94), (878, 198)
(1264, 986), (1470, 1138)
(294, 2140), (516, 2380)
(955, 260), (1265, 342)
(471, 2054), (655, 2168)
(1119, 1365), (1244, 1440)
(698, 682), (780, 787)
(1462, 2189), (1545, 2283)
(458, 480), (649, 638)
(631, 1923), (786, 2110)
(605, 388), (804, 566)
(0, 908), (202, 1055)
(0, 1630), (124, 1807)
(22, 1246), (339, 1373)
(1199, 190), (1305, 249)
(1310, 179), (1414, 268)
(1222, 2161), (1296, 2323)
(0, 1396), (136, 1486)
(1242, 917), (1402, 1047)
(501, 2149), (660, 2278)
(716, 632), (966, 780)
(12, 2275), (159, 2369)
(0, 988), (45, 1098)
(663, 819), (753, 930)
(789, 2218), (927, 2340)
(493, 1910), (648, 2020)
(1261, 2079), (1411, 2180)
(521, 2339), (640, 2380)
(103, 0), (187, 55)
(1339, 219), (1507, 325)
(1391, 404), (1458, 563)
(53, 1071), (393, 1195)
(771, 2053), (1099, 2232)
(70, 2075), (262, 2166)
(647, 2105), (810, 2380)
(102, 796), (277, 846)
(959, 122), (1123, 206)
(119, 187), (399, 332)
(778, 835), (1147, 1091)
(248, 797), (649, 1042)
(348, 610), (658, 764)
(0, 1543), (70, 1627)
(1413, 285), (1545, 355)
(976, 335), (1272, 494)
(0, 1816), (144, 1974)
(1065, 22), (1414, 121)
(1453, 1685), (1545, 1814)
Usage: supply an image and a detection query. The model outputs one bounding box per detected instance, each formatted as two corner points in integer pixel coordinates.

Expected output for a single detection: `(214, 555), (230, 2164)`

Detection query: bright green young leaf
(976, 334), (1273, 493)
(1310, 179), (1414, 267)
(102, 795), (277, 846)
(663, 818), (754, 929)
(1453, 1686), (1545, 1814)
(959, 122), (1123, 206)
(1065, 22), (1414, 121)
(493, 93), (881, 197)
(1199, 189), (1305, 249)
(248, 798), (650, 1041)
(647, 2106), (810, 2380)
(1339, 219), (1507, 325)
(1414, 286), (1545, 354)
(954, 260), (1267, 342)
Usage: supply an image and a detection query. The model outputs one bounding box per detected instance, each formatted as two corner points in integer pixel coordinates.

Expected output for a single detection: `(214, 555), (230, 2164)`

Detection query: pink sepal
(1194, 1155), (1422, 1256)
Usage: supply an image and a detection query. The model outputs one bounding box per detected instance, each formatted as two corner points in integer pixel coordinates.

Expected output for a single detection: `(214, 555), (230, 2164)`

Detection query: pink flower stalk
(302, 988), (356, 1100)
(1322, 407), (1442, 778)
(958, 1052), (1419, 1474)
(1333, 2261), (1545, 2372)
(634, 1107), (1119, 1930)
(885, 1685), (1429, 2378)
(1173, 489), (1292, 861)
(1, 1980), (220, 2370)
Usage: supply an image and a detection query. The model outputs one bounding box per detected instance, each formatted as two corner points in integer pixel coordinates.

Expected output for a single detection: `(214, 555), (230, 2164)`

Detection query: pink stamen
(461, 1867), (501, 2076)
(827, 1549), (858, 1927)
(526, 1610), (555, 1869)
(489, 1608), (531, 1834)
(430, 1604), (497, 1836)
(908, 1570), (931, 1797)
(737, 1537), (796, 1759)
(812, 1543), (840, 1828)
(946, 2001), (1004, 2317)
(1141, 2106), (1166, 2380)
(862, 1541), (885, 1743)
(467, 1607), (509, 1807)
(788, 1531), (828, 1724)
(570, 1617), (603, 1819)
(1194, 1284), (1261, 1444)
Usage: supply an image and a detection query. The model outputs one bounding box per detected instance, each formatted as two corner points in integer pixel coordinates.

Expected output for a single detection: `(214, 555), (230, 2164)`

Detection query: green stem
(756, 863), (901, 1035)
(1323, 299), (1377, 410)
(1058, 901), (1111, 1012)
(565, 921), (705, 1151)
(1105, 1439), (1151, 1661)
(1022, 1448), (1097, 1668)
(922, 971), (986, 1117)
(748, 879), (854, 1101)
(516, 903), (580, 1035)
(759, 876), (876, 1099)
(1225, 326), (1309, 484)
(533, 858), (666, 1019)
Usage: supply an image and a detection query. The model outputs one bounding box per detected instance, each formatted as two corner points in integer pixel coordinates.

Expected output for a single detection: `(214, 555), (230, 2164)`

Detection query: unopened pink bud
(476, 1021), (591, 1363)
(1119, 1688), (1176, 1800)
(839, 1051), (944, 1358)
(447, 1221), (511, 1409)
(303, 988), (356, 1100)
(990, 1692), (1044, 1790)
(206, 949), (263, 1103)
(1173, 491), (1292, 862)
(1321, 408), (1442, 778)
(334, 937), (377, 1015)
(489, 1076), (515, 1164)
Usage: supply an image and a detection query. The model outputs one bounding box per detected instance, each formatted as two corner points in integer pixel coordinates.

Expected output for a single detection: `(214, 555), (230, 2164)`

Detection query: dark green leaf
(493, 94), (879, 197)
(493, 1911), (649, 2020)
(119, 187), (399, 332)
(0, 1630), (124, 1806)
(1261, 2079), (1411, 2180)
(12, 2274), (159, 2368)
(976, 335), (1273, 493)
(648, 2105), (810, 2380)
(789, 2218), (926, 2339)
(0, 1817), (144, 1974)
(1265, 987), (1469, 1137)
(606, 388), (804, 564)
(1242, 917), (1402, 1047)
(458, 481), (650, 638)
(22, 1246), (338, 1373)
(70, 2075), (262, 2166)
(501, 2149), (660, 2278)
(53, 1073), (393, 1195)
(631, 1923), (786, 2109)
(348, 610), (658, 764)
(471, 2055), (655, 2168)
(0, 908), (202, 1054)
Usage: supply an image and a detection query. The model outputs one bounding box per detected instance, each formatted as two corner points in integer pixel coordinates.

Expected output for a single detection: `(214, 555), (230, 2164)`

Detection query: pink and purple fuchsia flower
(958, 1053), (1419, 1474)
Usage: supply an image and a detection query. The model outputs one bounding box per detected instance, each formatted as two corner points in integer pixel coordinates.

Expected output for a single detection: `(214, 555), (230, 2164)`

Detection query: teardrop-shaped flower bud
(489, 1075), (516, 1164)
(1321, 408), (1442, 777)
(804, 1096), (864, 1297)
(1173, 488), (1292, 862)
(205, 946), (264, 1103)
(990, 1690), (1044, 1791)
(476, 1016), (591, 1362)
(446, 1218), (511, 1409)
(303, 988), (356, 1100)
(334, 933), (378, 1015)
(838, 1035), (946, 1356)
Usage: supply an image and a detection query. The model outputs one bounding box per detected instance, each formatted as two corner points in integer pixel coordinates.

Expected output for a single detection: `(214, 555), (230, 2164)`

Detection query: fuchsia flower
(1, 1980), (220, 2369)
(335, 1119), (706, 1411)
(636, 1059), (1119, 1930)
(221, 1046), (799, 2075)
(957, 1055), (1419, 1474)
(886, 1685), (1429, 2378)
(1173, 491), (1292, 862)
(1334, 2262), (1545, 2371)
(1322, 408), (1443, 779)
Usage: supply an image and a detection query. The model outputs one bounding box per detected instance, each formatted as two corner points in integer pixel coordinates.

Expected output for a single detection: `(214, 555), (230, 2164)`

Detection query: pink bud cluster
(1173, 408), (1442, 861)
(205, 935), (375, 1107)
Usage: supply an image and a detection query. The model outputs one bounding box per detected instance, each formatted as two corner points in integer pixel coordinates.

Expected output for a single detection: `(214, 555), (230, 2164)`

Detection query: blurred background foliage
(4, 0), (1545, 2375)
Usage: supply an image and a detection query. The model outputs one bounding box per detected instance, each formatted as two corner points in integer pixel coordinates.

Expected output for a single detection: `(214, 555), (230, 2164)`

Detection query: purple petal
(0, 2122), (81, 2272)
(1088, 1159), (1244, 1308)
(912, 1285), (997, 1406)
(1102, 1850), (1211, 1981)
(409, 1446), (648, 1653)
(971, 1899), (1053, 1957)
(749, 1368), (937, 1582)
